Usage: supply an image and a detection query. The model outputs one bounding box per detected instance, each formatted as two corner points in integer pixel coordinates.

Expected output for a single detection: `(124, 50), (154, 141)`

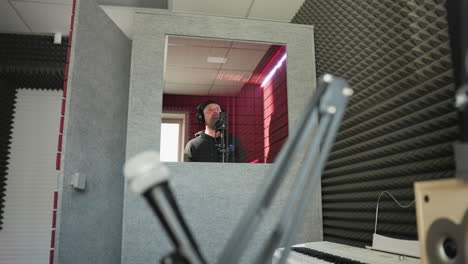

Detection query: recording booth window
(161, 35), (289, 164)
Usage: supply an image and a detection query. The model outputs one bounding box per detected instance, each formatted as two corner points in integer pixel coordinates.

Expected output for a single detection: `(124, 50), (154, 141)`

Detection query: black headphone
(196, 100), (222, 124)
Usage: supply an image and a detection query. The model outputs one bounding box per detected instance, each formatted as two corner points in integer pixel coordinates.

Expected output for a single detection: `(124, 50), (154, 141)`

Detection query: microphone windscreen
(123, 150), (169, 194)
(219, 111), (227, 121)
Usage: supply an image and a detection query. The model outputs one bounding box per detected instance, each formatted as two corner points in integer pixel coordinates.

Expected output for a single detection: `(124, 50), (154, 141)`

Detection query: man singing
(184, 100), (247, 163)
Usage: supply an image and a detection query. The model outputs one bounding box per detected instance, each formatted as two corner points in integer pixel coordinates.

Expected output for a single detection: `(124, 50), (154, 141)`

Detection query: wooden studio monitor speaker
(414, 178), (468, 264)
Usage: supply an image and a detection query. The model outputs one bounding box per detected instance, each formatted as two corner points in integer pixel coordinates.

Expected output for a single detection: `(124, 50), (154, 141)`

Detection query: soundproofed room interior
(0, 0), (467, 263)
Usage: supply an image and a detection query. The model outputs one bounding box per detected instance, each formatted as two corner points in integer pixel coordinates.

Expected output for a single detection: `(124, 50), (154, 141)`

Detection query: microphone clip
(215, 119), (227, 131)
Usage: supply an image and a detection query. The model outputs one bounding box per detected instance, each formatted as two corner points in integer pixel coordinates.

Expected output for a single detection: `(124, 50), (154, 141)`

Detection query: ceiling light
(207, 57), (227, 64)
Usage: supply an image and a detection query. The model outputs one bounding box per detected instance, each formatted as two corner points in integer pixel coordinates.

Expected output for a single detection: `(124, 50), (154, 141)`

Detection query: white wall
(0, 89), (61, 264)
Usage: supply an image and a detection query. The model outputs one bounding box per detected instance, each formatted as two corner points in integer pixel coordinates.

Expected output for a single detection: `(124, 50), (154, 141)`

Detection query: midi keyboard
(273, 241), (420, 264)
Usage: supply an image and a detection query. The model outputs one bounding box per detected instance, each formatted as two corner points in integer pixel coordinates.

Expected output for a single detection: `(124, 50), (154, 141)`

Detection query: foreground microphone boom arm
(216, 74), (353, 264)
(124, 152), (207, 264)
(124, 74), (352, 264)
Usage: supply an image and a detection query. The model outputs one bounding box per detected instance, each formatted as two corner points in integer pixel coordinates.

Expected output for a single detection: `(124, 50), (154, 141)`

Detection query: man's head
(196, 100), (222, 129)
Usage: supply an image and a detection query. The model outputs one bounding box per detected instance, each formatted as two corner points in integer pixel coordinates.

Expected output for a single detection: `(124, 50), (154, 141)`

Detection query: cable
(374, 191), (415, 234)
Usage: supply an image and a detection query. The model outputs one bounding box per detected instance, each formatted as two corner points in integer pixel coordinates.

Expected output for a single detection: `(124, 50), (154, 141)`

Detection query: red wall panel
(163, 87), (265, 162)
(263, 49), (288, 163)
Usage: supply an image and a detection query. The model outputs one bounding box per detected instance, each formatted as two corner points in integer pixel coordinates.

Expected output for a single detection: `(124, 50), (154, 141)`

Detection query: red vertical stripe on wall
(53, 191), (59, 209)
(51, 210), (57, 228)
(68, 31), (73, 45)
(59, 116), (64, 134)
(64, 63), (70, 81)
(70, 13), (74, 30)
(63, 81), (68, 98)
(50, 1), (75, 261)
(61, 98), (66, 115)
(49, 250), (54, 264)
(66, 46), (71, 63)
(50, 230), (56, 248)
(57, 134), (63, 152)
(55, 153), (61, 171)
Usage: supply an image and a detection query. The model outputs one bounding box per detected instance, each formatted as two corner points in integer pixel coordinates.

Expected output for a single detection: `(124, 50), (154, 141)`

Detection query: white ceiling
(102, 0), (306, 39)
(165, 36), (271, 96)
(0, 0), (73, 36)
(173, 0), (305, 22)
(0, 0), (302, 96)
(0, 0), (305, 38)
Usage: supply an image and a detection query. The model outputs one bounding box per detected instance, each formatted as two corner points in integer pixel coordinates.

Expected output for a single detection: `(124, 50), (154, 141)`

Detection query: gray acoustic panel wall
(0, 33), (68, 89)
(0, 80), (15, 230)
(292, 0), (458, 247)
(55, 0), (131, 263)
(123, 163), (321, 263)
(123, 11), (318, 264)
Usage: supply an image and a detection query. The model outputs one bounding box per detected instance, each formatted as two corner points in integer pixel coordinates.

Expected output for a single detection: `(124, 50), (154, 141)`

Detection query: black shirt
(184, 131), (247, 162)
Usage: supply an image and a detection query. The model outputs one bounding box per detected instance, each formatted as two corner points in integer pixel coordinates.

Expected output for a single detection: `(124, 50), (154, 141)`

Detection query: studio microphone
(215, 111), (228, 131)
(123, 151), (206, 264)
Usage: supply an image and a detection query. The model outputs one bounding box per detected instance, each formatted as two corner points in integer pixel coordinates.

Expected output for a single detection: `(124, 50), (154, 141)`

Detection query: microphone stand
(216, 112), (228, 163)
(220, 130), (225, 163)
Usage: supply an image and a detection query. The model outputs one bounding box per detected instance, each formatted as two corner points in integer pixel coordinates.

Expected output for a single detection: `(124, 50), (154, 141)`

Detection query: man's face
(203, 103), (221, 129)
